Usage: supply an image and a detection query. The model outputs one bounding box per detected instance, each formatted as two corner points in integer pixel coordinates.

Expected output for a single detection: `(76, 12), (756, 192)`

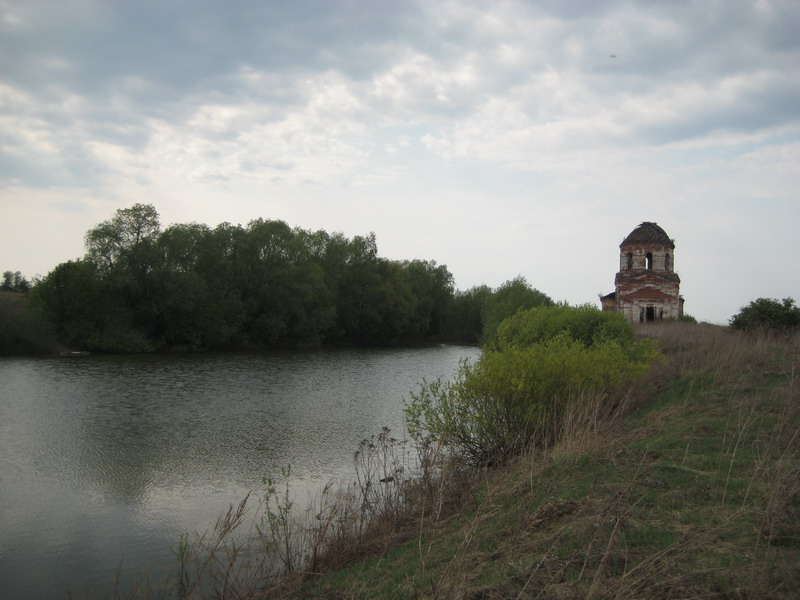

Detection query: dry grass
(108, 322), (800, 599)
(110, 427), (477, 599)
(281, 323), (800, 599)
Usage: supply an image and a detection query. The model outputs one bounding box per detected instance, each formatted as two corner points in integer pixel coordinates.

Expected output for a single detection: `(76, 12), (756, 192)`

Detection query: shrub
(406, 332), (659, 465)
(490, 304), (635, 351)
(729, 297), (800, 332)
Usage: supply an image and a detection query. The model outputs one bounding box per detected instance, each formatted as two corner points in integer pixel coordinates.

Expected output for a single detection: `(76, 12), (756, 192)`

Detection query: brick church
(600, 222), (684, 323)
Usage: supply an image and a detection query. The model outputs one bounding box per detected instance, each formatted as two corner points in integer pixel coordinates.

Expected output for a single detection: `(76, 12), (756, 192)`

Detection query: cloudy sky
(1, 0), (798, 324)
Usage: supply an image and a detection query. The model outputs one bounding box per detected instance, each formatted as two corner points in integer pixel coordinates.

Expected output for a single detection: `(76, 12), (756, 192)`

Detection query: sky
(1, 0), (798, 325)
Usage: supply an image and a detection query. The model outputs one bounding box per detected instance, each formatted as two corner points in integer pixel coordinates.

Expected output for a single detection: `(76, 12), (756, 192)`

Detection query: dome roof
(621, 222), (674, 248)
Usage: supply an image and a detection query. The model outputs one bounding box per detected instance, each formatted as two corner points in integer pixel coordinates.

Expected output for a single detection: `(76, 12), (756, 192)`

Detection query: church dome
(620, 222), (674, 248)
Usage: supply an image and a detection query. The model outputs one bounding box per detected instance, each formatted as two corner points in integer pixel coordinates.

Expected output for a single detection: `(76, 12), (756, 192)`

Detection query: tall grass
(104, 322), (800, 599)
(291, 322), (800, 598)
(107, 427), (469, 599)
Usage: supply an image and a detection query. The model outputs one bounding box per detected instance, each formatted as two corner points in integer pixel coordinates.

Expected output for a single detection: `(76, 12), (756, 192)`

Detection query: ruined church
(600, 222), (684, 323)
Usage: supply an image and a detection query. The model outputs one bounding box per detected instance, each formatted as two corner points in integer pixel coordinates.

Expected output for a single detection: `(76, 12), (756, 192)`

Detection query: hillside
(274, 322), (799, 599)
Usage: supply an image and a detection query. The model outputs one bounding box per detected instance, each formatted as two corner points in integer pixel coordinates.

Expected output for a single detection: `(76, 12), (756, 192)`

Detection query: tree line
(28, 204), (554, 353)
(2, 271), (30, 293)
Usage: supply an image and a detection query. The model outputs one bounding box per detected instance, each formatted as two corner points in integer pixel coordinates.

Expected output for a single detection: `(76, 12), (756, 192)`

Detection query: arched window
(665, 254), (671, 271)
(646, 252), (653, 269)
(626, 253), (633, 269)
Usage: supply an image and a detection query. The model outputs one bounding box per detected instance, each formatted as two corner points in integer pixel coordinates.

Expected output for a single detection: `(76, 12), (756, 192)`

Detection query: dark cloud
(4, 0), (797, 119)
(1, 1), (422, 106)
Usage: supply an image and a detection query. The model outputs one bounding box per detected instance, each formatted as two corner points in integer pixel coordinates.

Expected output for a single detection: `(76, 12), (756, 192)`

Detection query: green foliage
(407, 332), (658, 464)
(729, 297), (800, 332)
(31, 259), (150, 352)
(403, 259), (455, 341)
(0, 291), (61, 354)
(33, 203), (496, 352)
(291, 320), (800, 600)
(84, 203), (161, 273)
(481, 276), (553, 344)
(33, 203), (574, 352)
(491, 304), (635, 351)
(448, 285), (491, 344)
(406, 304), (660, 465)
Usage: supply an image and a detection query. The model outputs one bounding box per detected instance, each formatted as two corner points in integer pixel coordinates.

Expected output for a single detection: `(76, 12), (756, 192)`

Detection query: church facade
(600, 222), (684, 323)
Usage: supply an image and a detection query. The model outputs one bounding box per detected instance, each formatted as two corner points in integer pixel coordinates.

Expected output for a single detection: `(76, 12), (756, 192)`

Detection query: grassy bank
(117, 321), (798, 599)
(268, 322), (799, 599)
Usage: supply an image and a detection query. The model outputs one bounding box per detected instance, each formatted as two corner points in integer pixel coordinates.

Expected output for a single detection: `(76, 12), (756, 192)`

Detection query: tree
(481, 276), (553, 344)
(239, 218), (333, 347)
(35, 202), (560, 352)
(0, 285), (60, 355)
(328, 233), (383, 344)
(85, 203), (161, 273)
(729, 297), (800, 332)
(403, 259), (455, 341)
(158, 222), (211, 273)
(31, 259), (151, 352)
(85, 205), (165, 337)
(2, 271), (30, 292)
(136, 223), (210, 348)
(448, 285), (491, 343)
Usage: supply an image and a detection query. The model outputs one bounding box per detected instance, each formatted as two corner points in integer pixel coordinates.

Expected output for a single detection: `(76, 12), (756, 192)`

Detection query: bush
(490, 304), (635, 351)
(729, 298), (800, 332)
(406, 331), (659, 465)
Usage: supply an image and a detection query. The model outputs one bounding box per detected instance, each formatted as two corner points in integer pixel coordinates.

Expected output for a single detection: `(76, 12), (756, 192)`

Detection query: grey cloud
(0, 139), (106, 189)
(2, 0), (798, 192)
(1, 1), (422, 106)
(640, 78), (800, 145)
(5, 1), (797, 108)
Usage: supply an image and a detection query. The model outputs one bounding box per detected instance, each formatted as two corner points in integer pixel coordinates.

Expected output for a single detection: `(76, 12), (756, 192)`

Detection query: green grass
(273, 323), (800, 599)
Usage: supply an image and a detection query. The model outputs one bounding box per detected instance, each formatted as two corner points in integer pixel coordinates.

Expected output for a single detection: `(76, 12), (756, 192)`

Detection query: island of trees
(7, 203), (553, 354)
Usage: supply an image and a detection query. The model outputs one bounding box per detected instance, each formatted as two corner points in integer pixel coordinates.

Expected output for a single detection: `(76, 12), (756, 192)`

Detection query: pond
(0, 345), (479, 599)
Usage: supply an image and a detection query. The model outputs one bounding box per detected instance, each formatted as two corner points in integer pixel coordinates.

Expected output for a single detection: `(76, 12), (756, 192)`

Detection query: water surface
(0, 346), (479, 599)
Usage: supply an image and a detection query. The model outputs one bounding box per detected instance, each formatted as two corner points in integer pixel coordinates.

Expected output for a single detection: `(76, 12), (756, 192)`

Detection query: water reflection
(0, 346), (479, 599)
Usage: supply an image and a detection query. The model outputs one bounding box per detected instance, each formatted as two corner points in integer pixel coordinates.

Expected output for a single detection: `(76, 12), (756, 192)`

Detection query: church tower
(600, 222), (684, 322)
